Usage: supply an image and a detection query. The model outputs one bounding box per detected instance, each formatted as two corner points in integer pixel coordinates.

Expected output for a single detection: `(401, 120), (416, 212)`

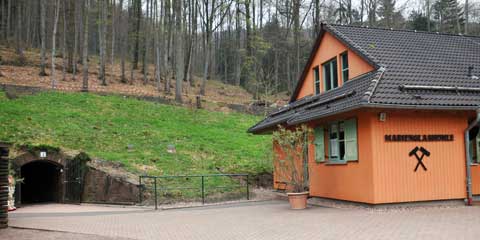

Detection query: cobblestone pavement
(5, 201), (480, 240)
(0, 228), (131, 240)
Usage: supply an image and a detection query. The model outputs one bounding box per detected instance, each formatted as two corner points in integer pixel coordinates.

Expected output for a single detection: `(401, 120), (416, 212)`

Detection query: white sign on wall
(40, 151), (47, 158)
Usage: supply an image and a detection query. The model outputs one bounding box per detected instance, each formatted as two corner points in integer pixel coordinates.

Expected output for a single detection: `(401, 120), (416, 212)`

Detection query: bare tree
(72, 0), (81, 80)
(465, 0), (469, 34)
(111, 0), (116, 67)
(51, 0), (61, 89)
(62, 0), (67, 81)
(120, 0), (127, 83)
(98, 0), (108, 85)
(174, 0), (184, 102)
(199, 0), (234, 96)
(39, 0), (47, 76)
(82, 0), (90, 92)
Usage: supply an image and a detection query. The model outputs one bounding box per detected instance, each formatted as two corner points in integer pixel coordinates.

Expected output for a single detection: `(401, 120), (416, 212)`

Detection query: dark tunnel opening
(20, 161), (62, 204)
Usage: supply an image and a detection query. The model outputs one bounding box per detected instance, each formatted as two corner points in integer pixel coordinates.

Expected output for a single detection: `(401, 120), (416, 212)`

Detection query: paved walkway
(5, 201), (480, 240)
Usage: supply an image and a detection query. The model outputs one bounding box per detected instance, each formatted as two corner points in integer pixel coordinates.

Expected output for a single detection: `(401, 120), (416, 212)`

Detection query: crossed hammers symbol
(409, 146), (430, 172)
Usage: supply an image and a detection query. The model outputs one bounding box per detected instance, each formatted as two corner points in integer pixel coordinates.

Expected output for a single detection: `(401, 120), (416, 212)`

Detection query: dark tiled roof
(330, 25), (480, 106)
(249, 24), (480, 133)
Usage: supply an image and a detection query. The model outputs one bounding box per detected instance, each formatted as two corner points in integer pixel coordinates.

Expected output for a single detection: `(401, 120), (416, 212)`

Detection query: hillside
(0, 46), (289, 111)
(0, 91), (272, 177)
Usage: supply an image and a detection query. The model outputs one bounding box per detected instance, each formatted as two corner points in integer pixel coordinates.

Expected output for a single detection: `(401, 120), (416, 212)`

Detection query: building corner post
(465, 109), (480, 206)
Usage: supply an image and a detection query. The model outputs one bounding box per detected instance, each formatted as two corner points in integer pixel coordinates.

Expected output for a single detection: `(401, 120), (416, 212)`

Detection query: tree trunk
(200, 34), (211, 96)
(111, 0), (116, 67)
(6, 0), (11, 44)
(314, 0), (320, 33)
(465, 0), (469, 34)
(274, 49), (279, 93)
(82, 0), (90, 92)
(15, 0), (25, 63)
(120, 0), (127, 83)
(426, 0), (431, 32)
(62, 0), (67, 81)
(293, 0), (300, 82)
(154, 0), (161, 91)
(361, 0), (364, 24)
(234, 0), (241, 87)
(99, 0), (107, 85)
(174, 0), (183, 103)
(73, 0), (80, 80)
(141, 0), (150, 85)
(39, 0), (47, 76)
(133, 0), (141, 70)
(164, 0), (171, 93)
(51, 0), (61, 89)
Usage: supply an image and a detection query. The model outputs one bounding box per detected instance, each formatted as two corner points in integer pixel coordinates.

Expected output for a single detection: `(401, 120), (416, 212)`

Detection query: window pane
(329, 123), (339, 158)
(314, 67), (320, 94)
(339, 122), (345, 140)
(342, 53), (349, 82)
(339, 141), (345, 160)
(339, 122), (345, 160)
(342, 53), (348, 69)
(332, 59), (338, 88)
(324, 64), (331, 91)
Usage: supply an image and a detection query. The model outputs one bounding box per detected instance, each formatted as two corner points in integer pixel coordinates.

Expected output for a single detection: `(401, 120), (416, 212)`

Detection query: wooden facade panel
(472, 165), (480, 195)
(296, 32), (374, 100)
(370, 111), (468, 203)
(306, 111), (375, 203)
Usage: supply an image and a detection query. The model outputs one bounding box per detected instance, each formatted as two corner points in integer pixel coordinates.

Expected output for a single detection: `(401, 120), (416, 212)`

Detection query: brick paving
(0, 228), (130, 240)
(5, 201), (480, 240)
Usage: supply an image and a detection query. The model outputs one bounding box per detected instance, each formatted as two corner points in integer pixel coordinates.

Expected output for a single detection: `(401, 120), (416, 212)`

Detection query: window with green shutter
(326, 118), (358, 163)
(314, 127), (325, 163)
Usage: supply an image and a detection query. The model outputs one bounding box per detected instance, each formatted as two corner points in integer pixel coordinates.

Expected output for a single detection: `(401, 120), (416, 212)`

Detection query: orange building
(249, 24), (480, 205)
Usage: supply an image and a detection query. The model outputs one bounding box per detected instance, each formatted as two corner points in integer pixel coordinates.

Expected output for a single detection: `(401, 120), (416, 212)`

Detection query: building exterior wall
(472, 164), (480, 195)
(273, 110), (376, 203)
(296, 32), (374, 100)
(272, 109), (479, 204)
(370, 110), (470, 203)
(307, 111), (376, 203)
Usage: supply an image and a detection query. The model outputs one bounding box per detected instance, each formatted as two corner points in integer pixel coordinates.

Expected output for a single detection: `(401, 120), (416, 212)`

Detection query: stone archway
(12, 149), (69, 205)
(8, 146), (140, 205)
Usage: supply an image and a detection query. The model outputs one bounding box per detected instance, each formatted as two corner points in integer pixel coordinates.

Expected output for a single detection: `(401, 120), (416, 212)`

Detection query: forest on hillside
(0, 0), (478, 103)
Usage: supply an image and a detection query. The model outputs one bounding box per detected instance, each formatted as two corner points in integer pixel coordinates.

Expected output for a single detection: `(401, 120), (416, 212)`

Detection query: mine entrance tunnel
(20, 160), (63, 204)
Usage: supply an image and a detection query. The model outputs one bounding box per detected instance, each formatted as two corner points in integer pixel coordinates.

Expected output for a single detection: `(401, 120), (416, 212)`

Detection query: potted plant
(273, 124), (312, 209)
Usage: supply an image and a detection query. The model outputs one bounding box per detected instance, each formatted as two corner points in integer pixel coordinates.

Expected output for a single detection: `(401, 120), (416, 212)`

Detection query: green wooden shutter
(344, 118), (358, 161)
(314, 127), (325, 163)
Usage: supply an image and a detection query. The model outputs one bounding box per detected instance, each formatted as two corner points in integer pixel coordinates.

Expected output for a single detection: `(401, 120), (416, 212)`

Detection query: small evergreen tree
(409, 11), (431, 31)
(377, 0), (405, 28)
(433, 0), (464, 33)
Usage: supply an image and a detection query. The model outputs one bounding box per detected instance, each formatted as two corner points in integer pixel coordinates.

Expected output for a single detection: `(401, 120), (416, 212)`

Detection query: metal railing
(138, 174), (249, 210)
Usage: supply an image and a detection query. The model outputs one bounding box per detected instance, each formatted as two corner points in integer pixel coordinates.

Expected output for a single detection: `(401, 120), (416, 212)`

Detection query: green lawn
(0, 91), (272, 178)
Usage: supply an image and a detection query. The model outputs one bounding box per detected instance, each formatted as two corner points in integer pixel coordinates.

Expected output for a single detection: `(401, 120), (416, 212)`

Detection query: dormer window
(314, 66), (320, 94)
(323, 58), (338, 91)
(341, 52), (349, 82)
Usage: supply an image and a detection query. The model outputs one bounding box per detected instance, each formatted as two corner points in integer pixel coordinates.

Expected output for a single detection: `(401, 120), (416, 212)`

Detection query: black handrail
(138, 174), (250, 210)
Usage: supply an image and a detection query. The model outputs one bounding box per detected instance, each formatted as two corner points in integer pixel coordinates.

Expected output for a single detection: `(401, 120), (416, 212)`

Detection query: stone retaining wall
(82, 165), (139, 204)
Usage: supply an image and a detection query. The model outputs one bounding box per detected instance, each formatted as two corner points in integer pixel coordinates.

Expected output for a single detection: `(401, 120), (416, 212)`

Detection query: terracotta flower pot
(287, 192), (309, 210)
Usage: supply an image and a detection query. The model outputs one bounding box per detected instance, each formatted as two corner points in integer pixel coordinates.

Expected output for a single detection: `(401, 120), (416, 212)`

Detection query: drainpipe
(465, 109), (480, 206)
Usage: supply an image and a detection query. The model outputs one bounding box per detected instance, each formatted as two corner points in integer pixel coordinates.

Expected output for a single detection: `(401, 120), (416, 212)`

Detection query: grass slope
(0, 91), (272, 177)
